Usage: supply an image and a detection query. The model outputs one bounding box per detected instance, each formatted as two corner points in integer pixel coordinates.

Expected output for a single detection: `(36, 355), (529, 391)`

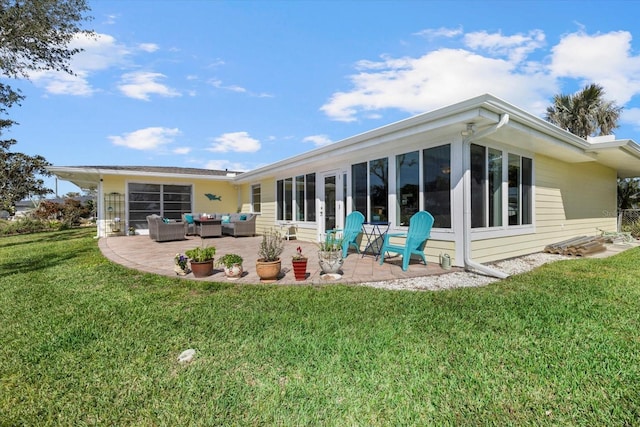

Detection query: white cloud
(208, 132), (261, 153)
(138, 43), (159, 53)
(303, 135), (333, 147)
(321, 28), (640, 123)
(109, 127), (181, 150)
(29, 32), (130, 96)
(209, 79), (247, 93)
(464, 29), (545, 63)
(173, 147), (191, 155)
(118, 71), (181, 100)
(414, 26), (463, 39)
(549, 31), (640, 104)
(321, 47), (554, 122)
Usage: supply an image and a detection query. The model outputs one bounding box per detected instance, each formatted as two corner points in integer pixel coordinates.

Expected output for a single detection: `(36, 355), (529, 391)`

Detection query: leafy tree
(0, 0), (93, 213)
(545, 83), (623, 139)
(617, 178), (640, 210)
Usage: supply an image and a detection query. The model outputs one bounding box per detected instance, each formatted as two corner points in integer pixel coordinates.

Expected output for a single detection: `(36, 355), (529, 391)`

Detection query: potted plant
(174, 253), (191, 276)
(291, 246), (307, 281)
(217, 253), (244, 280)
(185, 245), (216, 278)
(256, 228), (284, 282)
(318, 234), (343, 275)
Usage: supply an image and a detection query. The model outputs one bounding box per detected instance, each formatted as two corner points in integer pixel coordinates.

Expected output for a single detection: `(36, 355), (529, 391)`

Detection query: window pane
(396, 151), (419, 226)
(370, 158), (388, 222)
(295, 175), (305, 221)
(252, 185), (261, 213)
(276, 180), (284, 220)
(284, 178), (293, 221)
(522, 157), (533, 225)
(508, 154), (520, 226)
(129, 183), (160, 193)
(489, 148), (502, 227)
(423, 144), (451, 228)
(306, 173), (316, 221)
(352, 162), (367, 217)
(470, 144), (486, 228)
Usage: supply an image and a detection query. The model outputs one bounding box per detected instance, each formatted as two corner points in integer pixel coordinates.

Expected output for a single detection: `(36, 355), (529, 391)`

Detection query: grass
(1, 229), (640, 425)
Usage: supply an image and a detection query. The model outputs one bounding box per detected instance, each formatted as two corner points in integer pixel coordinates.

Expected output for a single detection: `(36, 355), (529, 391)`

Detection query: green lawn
(1, 229), (639, 425)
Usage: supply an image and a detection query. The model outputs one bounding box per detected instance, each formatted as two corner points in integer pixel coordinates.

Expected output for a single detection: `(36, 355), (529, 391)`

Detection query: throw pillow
(221, 215), (231, 223)
(185, 214), (194, 224)
(239, 214), (247, 221)
(162, 217), (170, 223)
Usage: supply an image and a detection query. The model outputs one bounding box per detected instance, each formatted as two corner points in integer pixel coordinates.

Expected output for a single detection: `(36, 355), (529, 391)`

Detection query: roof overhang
(235, 93), (634, 182)
(46, 166), (238, 190)
(585, 139), (640, 178)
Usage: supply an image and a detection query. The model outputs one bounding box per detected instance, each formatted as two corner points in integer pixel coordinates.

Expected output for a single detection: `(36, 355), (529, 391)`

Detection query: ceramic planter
(318, 250), (343, 275)
(224, 263), (243, 280)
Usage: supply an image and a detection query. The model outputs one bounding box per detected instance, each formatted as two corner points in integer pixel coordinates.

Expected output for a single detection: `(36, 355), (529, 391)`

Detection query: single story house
(48, 94), (640, 271)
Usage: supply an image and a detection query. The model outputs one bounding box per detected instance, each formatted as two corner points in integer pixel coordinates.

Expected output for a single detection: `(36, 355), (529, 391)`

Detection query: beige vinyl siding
(254, 178), (276, 235)
(471, 154), (617, 263)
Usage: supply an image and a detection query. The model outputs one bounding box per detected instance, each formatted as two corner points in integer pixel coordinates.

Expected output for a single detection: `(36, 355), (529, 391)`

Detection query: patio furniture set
(146, 213), (257, 242)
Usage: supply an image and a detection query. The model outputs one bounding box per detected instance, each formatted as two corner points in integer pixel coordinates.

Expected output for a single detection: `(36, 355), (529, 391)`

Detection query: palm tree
(618, 178), (640, 210)
(545, 83), (622, 139)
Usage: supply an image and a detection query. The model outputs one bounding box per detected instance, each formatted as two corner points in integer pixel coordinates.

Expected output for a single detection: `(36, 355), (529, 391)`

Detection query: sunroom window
(471, 143), (532, 229)
(276, 173), (316, 222)
(352, 158), (389, 222)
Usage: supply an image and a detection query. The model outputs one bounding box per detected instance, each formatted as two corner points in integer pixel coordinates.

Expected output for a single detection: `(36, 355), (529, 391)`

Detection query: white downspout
(462, 114), (510, 279)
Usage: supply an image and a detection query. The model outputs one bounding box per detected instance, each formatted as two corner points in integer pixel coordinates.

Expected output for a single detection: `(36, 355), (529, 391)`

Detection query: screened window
(471, 144), (532, 229)
(423, 144), (451, 228)
(277, 173), (316, 221)
(251, 184), (261, 213)
(128, 183), (191, 229)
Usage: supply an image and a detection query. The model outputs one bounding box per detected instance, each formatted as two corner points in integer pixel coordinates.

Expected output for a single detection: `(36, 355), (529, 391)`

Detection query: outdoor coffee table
(194, 218), (222, 237)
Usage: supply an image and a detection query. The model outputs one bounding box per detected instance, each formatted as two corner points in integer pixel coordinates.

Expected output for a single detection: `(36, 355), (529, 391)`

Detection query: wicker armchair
(146, 215), (186, 242)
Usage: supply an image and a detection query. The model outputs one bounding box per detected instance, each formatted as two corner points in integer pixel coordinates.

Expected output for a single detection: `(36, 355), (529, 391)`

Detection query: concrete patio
(99, 234), (456, 284)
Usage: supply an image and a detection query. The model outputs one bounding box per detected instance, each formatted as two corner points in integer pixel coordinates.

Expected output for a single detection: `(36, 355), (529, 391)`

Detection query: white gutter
(462, 114), (510, 279)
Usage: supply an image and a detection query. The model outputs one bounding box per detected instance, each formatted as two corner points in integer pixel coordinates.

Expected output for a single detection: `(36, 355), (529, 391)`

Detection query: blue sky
(8, 0), (640, 196)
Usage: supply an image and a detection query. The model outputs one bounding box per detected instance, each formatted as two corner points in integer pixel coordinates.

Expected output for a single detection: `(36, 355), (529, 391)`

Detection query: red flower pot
(292, 258), (308, 281)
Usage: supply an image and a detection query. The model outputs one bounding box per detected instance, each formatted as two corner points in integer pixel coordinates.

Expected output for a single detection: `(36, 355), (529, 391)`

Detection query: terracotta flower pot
(256, 259), (281, 282)
(292, 258), (308, 281)
(190, 259), (214, 278)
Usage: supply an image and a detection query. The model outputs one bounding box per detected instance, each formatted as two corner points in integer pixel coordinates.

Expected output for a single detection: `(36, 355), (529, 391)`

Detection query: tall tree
(0, 0), (93, 212)
(545, 83), (623, 139)
(617, 178), (640, 211)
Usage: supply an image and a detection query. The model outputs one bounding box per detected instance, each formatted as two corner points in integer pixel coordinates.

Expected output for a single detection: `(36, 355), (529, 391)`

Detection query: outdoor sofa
(146, 214), (186, 242)
(183, 213), (257, 237)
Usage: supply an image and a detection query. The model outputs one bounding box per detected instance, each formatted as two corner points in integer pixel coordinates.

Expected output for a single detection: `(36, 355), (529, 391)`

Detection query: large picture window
(128, 183), (191, 229)
(423, 144), (451, 228)
(351, 159), (389, 222)
(276, 173), (316, 222)
(471, 144), (532, 229)
(396, 151), (419, 226)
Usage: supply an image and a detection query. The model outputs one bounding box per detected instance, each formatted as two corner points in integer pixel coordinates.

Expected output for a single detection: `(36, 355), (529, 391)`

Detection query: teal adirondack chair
(379, 211), (434, 271)
(326, 211), (365, 258)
